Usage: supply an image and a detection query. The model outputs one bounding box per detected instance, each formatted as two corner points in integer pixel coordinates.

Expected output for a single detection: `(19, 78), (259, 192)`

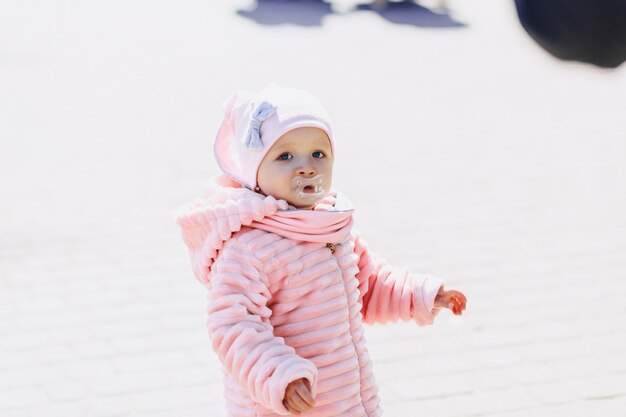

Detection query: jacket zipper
(326, 243), (336, 254)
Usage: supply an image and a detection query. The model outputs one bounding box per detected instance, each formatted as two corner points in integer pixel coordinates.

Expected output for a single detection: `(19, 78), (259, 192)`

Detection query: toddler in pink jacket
(176, 84), (467, 417)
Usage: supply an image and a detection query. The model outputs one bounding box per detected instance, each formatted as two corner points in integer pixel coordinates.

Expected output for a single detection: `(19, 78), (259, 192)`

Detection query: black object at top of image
(515, 0), (626, 68)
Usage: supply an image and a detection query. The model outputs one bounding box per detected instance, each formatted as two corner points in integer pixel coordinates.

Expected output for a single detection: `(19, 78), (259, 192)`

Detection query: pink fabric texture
(175, 177), (444, 417)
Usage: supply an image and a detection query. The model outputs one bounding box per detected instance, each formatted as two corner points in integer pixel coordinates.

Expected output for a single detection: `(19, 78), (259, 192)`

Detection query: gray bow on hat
(244, 101), (277, 149)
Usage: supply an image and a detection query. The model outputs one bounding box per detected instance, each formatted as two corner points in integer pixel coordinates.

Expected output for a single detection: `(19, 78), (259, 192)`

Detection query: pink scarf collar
(251, 196), (354, 244)
(175, 176), (354, 284)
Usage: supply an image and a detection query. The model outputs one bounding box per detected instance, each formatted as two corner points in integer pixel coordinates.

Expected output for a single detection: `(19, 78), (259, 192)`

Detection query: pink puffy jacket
(176, 176), (444, 417)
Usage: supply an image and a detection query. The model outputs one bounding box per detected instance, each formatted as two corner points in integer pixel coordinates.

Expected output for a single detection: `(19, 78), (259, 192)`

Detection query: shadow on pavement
(237, 0), (466, 28)
(356, 1), (465, 28)
(237, 0), (334, 27)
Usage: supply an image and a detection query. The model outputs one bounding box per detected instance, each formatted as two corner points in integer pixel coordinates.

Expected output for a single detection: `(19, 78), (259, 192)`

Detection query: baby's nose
(298, 168), (316, 177)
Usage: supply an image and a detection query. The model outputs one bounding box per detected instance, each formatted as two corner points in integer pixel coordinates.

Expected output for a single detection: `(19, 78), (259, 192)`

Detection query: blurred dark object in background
(514, 0), (626, 68)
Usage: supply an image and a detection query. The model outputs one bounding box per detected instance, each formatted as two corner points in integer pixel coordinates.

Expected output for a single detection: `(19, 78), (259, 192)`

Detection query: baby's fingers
(284, 402), (299, 415)
(455, 292), (467, 308)
(449, 293), (467, 315)
(286, 391), (311, 414)
(283, 395), (301, 414)
(295, 383), (315, 408)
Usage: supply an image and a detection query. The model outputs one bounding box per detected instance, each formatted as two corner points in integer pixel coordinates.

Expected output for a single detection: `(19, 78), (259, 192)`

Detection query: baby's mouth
(291, 175), (325, 200)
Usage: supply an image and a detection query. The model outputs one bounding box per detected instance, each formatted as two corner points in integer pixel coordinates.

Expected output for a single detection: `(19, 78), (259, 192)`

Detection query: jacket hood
(175, 175), (354, 285)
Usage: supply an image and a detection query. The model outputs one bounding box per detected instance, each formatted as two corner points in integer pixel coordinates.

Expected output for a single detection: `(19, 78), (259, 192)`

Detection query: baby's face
(257, 127), (333, 209)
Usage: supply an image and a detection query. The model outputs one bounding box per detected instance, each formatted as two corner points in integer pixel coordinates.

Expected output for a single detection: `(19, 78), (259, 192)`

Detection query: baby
(176, 84), (467, 417)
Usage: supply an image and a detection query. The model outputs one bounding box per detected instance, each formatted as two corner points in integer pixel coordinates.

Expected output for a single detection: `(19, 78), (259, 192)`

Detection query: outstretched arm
(207, 240), (318, 415)
(353, 232), (465, 325)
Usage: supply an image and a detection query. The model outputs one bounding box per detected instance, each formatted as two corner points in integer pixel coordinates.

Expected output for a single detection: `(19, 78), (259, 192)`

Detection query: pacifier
(291, 175), (326, 201)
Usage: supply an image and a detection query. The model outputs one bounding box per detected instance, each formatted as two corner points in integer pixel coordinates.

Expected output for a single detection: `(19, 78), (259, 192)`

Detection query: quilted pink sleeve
(206, 240), (318, 415)
(353, 233), (444, 326)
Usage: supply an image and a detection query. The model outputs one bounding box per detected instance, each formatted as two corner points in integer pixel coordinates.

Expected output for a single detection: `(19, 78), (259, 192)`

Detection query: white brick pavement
(1, 0), (626, 416)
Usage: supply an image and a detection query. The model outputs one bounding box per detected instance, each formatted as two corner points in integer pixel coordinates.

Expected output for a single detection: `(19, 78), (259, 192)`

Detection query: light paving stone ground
(1, 0), (626, 416)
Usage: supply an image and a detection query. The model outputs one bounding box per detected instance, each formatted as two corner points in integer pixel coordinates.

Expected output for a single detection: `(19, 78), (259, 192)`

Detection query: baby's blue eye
(278, 153), (292, 161)
(312, 151), (325, 159)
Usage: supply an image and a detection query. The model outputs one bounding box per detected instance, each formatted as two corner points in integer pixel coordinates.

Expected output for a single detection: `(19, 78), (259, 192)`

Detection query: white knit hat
(214, 83), (334, 190)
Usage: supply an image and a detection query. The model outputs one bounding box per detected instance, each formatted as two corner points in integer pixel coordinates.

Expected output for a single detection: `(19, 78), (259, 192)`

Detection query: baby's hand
(283, 378), (315, 414)
(434, 287), (467, 315)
